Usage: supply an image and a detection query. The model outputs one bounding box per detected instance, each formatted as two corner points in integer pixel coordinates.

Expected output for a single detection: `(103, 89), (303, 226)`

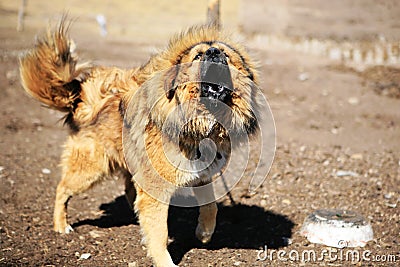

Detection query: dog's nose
(205, 47), (221, 57)
(204, 47), (226, 64)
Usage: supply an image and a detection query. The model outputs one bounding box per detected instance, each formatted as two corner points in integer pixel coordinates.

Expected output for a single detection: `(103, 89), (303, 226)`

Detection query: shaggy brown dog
(20, 20), (261, 266)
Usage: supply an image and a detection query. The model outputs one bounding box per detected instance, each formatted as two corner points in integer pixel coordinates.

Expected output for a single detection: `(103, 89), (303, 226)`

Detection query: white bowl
(300, 209), (373, 248)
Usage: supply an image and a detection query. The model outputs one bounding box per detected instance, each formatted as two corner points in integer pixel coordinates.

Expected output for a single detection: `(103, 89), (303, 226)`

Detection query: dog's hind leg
(53, 136), (109, 234)
(193, 183), (218, 244)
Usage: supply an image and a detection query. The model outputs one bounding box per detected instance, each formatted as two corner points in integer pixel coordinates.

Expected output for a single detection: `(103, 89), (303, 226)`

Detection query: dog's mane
(164, 25), (225, 63)
(136, 25), (256, 82)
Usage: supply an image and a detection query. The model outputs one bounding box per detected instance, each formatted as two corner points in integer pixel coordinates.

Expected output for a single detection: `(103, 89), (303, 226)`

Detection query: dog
(20, 19), (261, 266)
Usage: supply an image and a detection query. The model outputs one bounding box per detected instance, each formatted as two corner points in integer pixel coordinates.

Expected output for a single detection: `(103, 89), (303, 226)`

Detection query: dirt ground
(0, 1), (399, 266)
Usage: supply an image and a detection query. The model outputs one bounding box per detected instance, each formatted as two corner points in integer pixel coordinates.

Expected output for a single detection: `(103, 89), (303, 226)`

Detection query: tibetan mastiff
(20, 19), (261, 266)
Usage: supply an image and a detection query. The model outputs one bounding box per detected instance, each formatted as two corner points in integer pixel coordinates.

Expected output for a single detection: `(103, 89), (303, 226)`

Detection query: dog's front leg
(135, 187), (177, 267)
(193, 183), (217, 244)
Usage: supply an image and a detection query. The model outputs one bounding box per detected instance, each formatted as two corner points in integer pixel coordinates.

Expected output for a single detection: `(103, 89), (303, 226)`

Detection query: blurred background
(3, 0), (400, 40)
(2, 0), (399, 68)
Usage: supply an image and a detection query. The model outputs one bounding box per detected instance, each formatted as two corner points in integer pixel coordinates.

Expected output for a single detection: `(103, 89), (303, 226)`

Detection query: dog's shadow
(168, 203), (294, 263)
(73, 196), (294, 264)
(72, 196), (138, 228)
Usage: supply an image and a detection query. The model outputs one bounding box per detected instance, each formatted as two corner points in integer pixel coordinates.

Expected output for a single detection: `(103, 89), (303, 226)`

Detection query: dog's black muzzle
(200, 47), (233, 105)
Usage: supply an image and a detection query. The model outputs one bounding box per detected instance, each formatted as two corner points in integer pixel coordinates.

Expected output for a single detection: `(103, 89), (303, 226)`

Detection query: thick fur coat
(20, 20), (261, 266)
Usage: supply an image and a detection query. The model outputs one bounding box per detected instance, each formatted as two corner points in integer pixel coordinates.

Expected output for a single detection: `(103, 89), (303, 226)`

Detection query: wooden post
(207, 0), (220, 30)
(17, 0), (27, 32)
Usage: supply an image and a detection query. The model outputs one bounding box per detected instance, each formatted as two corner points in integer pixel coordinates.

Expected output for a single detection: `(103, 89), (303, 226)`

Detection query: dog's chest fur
(156, 133), (229, 186)
(175, 149), (227, 185)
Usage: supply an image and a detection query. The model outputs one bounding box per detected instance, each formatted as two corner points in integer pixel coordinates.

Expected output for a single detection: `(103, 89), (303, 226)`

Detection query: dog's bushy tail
(20, 20), (90, 112)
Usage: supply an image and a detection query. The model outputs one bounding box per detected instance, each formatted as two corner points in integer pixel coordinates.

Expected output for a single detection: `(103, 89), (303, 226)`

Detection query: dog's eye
(224, 52), (229, 58)
(193, 52), (203, 61)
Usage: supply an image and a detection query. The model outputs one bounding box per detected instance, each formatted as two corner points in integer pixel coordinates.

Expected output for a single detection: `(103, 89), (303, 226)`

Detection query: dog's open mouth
(201, 82), (231, 104)
(200, 47), (233, 107)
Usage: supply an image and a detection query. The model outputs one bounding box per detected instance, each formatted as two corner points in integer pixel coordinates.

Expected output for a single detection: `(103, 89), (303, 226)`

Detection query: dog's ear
(164, 65), (179, 100)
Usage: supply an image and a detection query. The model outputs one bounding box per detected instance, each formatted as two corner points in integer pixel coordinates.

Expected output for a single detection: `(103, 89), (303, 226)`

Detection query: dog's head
(125, 25), (262, 157)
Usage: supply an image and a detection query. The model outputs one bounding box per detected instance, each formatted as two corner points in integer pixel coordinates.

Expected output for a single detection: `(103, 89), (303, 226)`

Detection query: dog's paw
(195, 224), (213, 244)
(64, 225), (74, 234)
(54, 224), (74, 234)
